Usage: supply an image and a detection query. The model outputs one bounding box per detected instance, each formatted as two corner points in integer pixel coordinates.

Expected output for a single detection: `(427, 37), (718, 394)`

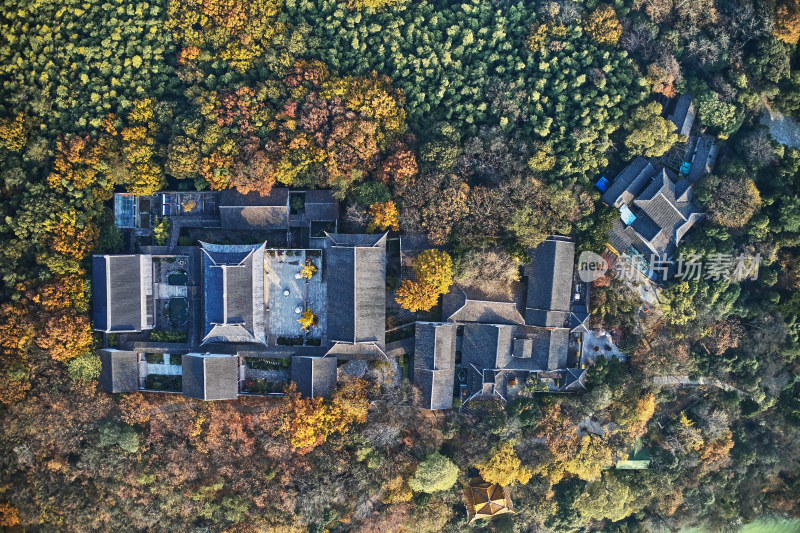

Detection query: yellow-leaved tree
(584, 5), (622, 46)
(282, 379), (369, 449)
(396, 249), (453, 312)
(367, 200), (400, 232)
(477, 442), (533, 486)
(297, 308), (317, 331)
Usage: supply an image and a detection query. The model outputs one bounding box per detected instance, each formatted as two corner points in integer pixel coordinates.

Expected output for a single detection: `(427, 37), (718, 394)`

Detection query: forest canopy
(1, 0), (800, 531)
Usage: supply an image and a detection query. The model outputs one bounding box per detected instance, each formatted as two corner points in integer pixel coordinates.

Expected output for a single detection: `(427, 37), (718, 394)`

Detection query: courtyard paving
(265, 251), (327, 339)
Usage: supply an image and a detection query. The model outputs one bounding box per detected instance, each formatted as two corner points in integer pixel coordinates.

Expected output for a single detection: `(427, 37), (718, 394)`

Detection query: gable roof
(413, 322), (457, 410)
(98, 349), (140, 393)
(667, 94), (695, 136)
(292, 356), (338, 400)
(219, 189), (289, 230)
(448, 298), (525, 325)
(181, 353), (239, 400)
(201, 242), (266, 345)
(303, 190), (339, 222)
(602, 157), (654, 208)
(524, 237), (574, 327)
(92, 255), (146, 332)
(324, 233), (387, 346)
(687, 134), (718, 183)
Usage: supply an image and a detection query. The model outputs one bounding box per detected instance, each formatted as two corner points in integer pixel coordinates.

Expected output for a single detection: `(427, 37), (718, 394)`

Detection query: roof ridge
(352, 246), (358, 343)
(658, 190), (688, 221)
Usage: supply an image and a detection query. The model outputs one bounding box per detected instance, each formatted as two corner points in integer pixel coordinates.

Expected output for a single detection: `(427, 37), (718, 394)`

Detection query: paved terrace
(265, 250), (327, 342)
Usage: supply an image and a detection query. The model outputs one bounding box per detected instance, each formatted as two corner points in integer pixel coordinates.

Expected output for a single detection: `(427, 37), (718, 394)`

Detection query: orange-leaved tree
(395, 278), (438, 313)
(774, 0), (800, 44)
(281, 379), (369, 449)
(395, 249), (453, 312)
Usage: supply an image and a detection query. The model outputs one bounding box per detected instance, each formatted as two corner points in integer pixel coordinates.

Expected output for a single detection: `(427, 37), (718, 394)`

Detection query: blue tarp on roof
(619, 204), (637, 226)
(596, 176), (610, 192)
(680, 161), (692, 175)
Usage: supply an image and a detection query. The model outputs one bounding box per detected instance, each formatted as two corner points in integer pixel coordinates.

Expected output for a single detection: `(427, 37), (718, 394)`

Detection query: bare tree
(344, 203), (369, 232)
(740, 128), (779, 167)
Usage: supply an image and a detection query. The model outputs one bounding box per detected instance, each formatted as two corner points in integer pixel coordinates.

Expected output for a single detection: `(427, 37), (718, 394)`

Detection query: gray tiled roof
(414, 322), (457, 370)
(98, 349), (140, 393)
(416, 368), (456, 410)
(325, 233), (387, 346)
(219, 189), (290, 229)
(92, 255), (145, 332)
(524, 237), (574, 327)
(461, 324), (515, 372)
(632, 171), (704, 258)
(448, 299), (525, 325)
(413, 322), (457, 410)
(668, 94), (695, 136)
(570, 305), (590, 333)
(219, 188), (289, 207)
(325, 232), (386, 247)
(687, 135), (717, 183)
(607, 166), (704, 261)
(201, 242), (267, 345)
(220, 206), (289, 230)
(292, 356), (338, 400)
(524, 309), (569, 329)
(546, 328), (570, 369)
(513, 337), (533, 358)
(602, 157), (654, 208)
(181, 354), (239, 400)
(304, 190), (339, 222)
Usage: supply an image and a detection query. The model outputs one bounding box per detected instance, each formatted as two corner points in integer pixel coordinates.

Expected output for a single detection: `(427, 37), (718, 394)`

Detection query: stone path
(582, 330), (626, 364)
(652, 375), (746, 395)
(761, 107), (800, 149)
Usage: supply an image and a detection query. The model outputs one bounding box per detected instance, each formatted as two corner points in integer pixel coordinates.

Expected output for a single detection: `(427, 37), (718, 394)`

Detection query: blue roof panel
(114, 194), (136, 229)
(619, 204), (637, 226)
(92, 256), (108, 330)
(203, 255), (225, 336)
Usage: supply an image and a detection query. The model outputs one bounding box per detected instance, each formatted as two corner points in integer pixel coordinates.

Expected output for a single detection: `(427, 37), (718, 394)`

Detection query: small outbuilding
(98, 349), (141, 393)
(182, 354), (240, 401)
(292, 356), (338, 400)
(463, 477), (515, 524)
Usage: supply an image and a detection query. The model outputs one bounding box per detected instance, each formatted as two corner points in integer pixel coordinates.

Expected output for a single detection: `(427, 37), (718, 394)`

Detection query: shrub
(99, 420), (140, 453)
(290, 195), (305, 212)
(145, 353), (164, 364)
(352, 181), (391, 206)
(67, 352), (102, 382)
(153, 217), (171, 246)
(408, 452), (459, 493)
(149, 329), (188, 343)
